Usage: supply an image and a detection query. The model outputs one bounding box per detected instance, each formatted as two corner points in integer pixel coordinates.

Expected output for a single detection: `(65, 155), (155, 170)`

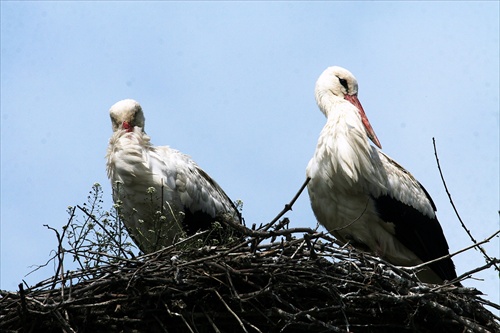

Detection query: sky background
(1, 2), (499, 309)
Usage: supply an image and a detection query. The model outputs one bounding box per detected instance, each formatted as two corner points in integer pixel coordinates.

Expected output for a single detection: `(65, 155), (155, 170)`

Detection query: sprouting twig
(1, 226), (498, 332)
(76, 205), (130, 259)
(432, 138), (499, 272)
(3, 181), (498, 332)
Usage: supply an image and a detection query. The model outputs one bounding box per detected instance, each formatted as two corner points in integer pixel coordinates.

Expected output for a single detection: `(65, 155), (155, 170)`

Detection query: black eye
(339, 78), (349, 92)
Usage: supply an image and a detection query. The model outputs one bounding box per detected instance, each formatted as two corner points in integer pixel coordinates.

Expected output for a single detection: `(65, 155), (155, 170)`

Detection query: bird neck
(316, 91), (340, 118)
(106, 129), (153, 178)
(323, 99), (366, 142)
(318, 102), (377, 186)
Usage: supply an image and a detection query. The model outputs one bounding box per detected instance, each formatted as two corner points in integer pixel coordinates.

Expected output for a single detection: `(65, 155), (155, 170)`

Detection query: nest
(1, 213), (499, 333)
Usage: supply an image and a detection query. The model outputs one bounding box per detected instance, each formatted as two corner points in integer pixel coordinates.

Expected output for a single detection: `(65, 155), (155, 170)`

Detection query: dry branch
(1, 221), (498, 333)
(433, 138), (500, 273)
(1, 179), (499, 332)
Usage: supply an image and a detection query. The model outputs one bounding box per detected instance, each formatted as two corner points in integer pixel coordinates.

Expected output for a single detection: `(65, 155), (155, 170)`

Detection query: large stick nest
(1, 216), (499, 333)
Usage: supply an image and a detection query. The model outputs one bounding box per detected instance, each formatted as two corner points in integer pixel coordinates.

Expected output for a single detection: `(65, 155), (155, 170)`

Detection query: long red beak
(344, 95), (382, 149)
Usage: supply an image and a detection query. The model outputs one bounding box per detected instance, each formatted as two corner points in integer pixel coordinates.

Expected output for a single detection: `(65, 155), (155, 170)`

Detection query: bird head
(109, 99), (146, 133)
(315, 66), (382, 149)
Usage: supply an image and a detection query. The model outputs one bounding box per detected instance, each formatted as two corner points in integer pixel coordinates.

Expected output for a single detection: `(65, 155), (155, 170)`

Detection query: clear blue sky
(2, 2), (499, 307)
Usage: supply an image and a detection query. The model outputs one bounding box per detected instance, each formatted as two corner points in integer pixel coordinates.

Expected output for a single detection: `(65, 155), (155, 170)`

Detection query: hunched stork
(106, 99), (241, 253)
(306, 66), (457, 284)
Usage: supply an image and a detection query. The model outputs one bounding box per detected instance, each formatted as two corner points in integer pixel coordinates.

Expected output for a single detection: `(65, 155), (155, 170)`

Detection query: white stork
(306, 66), (457, 284)
(106, 99), (241, 253)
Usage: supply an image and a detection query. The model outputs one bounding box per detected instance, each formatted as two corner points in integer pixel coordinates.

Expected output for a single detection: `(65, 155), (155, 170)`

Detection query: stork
(306, 66), (457, 284)
(106, 99), (241, 253)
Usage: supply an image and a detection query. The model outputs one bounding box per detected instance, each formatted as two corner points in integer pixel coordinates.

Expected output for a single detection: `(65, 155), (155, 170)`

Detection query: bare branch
(2, 181), (498, 332)
(433, 137), (499, 272)
(264, 177), (310, 231)
(409, 229), (500, 275)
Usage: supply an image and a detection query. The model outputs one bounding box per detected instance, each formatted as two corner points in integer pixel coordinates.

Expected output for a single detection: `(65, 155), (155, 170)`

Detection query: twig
(142, 230), (210, 259)
(264, 177), (310, 231)
(76, 205), (130, 259)
(42, 224), (66, 292)
(26, 208), (77, 278)
(423, 299), (491, 333)
(241, 318), (264, 333)
(449, 258), (500, 287)
(432, 138), (499, 272)
(331, 198), (369, 232)
(162, 302), (195, 333)
(18, 283), (29, 332)
(3, 182), (498, 332)
(214, 289), (248, 333)
(410, 229), (500, 273)
(203, 308), (222, 333)
(53, 309), (77, 333)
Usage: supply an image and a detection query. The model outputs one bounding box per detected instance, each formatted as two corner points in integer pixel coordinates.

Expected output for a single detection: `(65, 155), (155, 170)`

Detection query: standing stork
(106, 99), (241, 253)
(306, 66), (457, 284)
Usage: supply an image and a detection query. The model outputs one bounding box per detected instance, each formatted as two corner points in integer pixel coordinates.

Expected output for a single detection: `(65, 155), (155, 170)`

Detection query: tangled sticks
(1, 214), (499, 333)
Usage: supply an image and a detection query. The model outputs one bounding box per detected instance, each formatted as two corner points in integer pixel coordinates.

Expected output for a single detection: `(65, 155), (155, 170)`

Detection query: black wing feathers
(373, 194), (457, 281)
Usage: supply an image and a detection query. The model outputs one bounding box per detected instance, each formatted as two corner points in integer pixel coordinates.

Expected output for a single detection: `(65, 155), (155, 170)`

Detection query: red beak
(122, 121), (133, 132)
(344, 95), (382, 149)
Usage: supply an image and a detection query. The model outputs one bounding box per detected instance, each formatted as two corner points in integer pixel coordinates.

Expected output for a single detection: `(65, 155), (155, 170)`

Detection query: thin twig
(264, 177), (311, 231)
(77, 205), (130, 259)
(53, 309), (77, 333)
(432, 138), (499, 272)
(410, 229), (500, 273)
(214, 289), (249, 333)
(3, 181), (499, 332)
(449, 258), (500, 287)
(26, 208), (77, 279)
